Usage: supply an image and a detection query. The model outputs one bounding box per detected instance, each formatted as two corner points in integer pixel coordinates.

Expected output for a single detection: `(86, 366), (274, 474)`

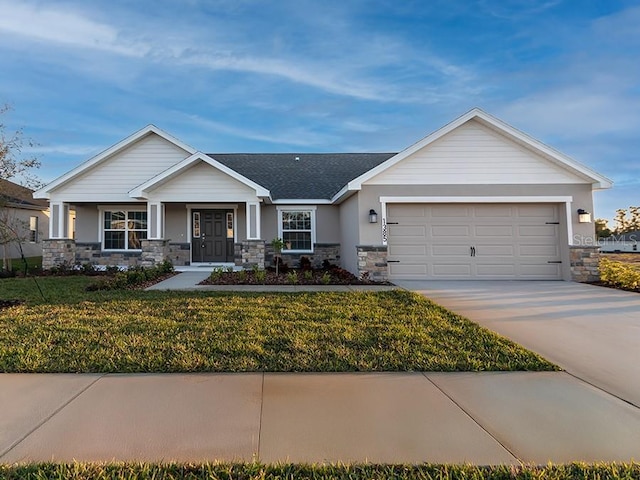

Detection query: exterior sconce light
(577, 209), (592, 223)
(369, 209), (378, 223)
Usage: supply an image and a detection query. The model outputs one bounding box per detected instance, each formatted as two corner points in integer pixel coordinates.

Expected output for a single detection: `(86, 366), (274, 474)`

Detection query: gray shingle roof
(209, 153), (397, 200)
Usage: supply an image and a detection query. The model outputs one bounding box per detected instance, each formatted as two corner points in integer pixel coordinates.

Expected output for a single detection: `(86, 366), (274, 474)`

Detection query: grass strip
(0, 276), (555, 373)
(1, 462), (639, 480)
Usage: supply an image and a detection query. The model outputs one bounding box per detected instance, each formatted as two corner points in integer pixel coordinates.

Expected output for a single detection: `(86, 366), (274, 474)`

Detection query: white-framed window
(29, 216), (38, 243)
(103, 210), (147, 250)
(277, 207), (316, 253)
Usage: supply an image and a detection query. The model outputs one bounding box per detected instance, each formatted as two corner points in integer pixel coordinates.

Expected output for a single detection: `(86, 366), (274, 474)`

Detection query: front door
(192, 209), (234, 263)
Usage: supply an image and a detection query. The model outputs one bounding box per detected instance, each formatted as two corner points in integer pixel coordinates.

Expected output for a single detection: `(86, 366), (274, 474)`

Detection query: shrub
(86, 261), (174, 291)
(286, 271), (298, 284)
(599, 258), (640, 290)
(299, 256), (312, 270)
(303, 270), (313, 281)
(237, 269), (247, 283)
(321, 272), (331, 285)
(254, 268), (266, 284)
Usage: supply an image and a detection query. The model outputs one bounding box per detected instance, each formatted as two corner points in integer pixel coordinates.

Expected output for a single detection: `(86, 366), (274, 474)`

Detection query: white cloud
(0, 1), (149, 57)
(26, 144), (102, 156)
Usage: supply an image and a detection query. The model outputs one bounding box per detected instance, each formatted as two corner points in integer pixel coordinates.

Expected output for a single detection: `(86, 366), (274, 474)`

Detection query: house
(0, 178), (50, 263)
(599, 230), (639, 253)
(34, 108), (612, 282)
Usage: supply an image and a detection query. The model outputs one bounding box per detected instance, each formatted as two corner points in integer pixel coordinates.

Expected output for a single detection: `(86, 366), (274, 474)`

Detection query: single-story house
(34, 108), (612, 282)
(599, 230), (639, 253)
(1, 178), (50, 265)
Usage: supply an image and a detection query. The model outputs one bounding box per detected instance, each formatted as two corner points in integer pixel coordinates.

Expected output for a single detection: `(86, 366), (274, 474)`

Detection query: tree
(595, 218), (612, 238)
(0, 104), (41, 271)
(613, 207), (640, 234)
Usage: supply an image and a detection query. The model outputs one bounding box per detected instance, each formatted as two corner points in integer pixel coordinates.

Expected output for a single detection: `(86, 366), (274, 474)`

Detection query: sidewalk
(2, 372), (639, 464)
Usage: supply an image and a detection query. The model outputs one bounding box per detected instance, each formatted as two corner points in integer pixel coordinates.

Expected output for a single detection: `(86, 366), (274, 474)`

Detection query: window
(29, 216), (38, 243)
(103, 210), (147, 250)
(278, 208), (315, 252)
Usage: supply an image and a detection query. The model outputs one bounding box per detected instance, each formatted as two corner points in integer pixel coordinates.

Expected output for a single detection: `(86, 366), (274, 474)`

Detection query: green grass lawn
(0, 276), (557, 373)
(1, 462), (638, 480)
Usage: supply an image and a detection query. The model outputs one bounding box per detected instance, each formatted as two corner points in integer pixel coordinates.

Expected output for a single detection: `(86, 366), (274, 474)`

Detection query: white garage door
(386, 203), (562, 280)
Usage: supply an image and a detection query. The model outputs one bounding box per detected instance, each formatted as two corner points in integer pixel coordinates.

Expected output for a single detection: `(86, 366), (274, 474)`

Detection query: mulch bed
(199, 267), (387, 286)
(586, 281), (640, 294)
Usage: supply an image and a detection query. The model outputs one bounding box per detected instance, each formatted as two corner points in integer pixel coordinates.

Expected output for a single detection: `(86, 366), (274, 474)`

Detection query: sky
(1, 0), (638, 224)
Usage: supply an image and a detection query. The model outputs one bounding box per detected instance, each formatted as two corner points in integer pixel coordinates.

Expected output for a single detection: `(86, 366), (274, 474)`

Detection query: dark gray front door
(192, 210), (234, 263)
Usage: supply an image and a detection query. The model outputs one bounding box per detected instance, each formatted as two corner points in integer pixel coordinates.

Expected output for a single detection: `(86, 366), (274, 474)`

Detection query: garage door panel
(432, 245), (471, 256)
(476, 245), (515, 256)
(431, 205), (471, 217)
(433, 264), (472, 276)
(388, 244), (426, 255)
(474, 205), (514, 217)
(520, 245), (560, 256)
(432, 225), (470, 237)
(387, 203), (562, 280)
(475, 225), (514, 237)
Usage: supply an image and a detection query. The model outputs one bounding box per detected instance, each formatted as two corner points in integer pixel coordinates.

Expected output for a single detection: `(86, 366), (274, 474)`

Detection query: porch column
(147, 202), (165, 239)
(246, 202), (261, 239)
(49, 202), (71, 239)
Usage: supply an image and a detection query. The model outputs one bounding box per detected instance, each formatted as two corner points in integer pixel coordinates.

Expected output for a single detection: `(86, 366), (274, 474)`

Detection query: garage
(386, 203), (562, 280)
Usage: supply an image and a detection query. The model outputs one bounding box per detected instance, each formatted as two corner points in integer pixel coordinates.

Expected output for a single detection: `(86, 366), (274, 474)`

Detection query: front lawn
(0, 276), (556, 373)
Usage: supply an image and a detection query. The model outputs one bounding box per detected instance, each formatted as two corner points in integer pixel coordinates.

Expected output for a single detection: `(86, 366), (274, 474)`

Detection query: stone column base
(42, 239), (76, 269)
(357, 245), (388, 282)
(570, 246), (600, 282)
(235, 240), (265, 269)
(140, 239), (169, 268)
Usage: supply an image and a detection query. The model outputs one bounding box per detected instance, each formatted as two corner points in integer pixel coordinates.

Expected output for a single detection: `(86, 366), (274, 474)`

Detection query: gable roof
(33, 125), (196, 199)
(343, 108), (613, 195)
(0, 178), (48, 209)
(211, 153), (395, 200)
(129, 152), (271, 198)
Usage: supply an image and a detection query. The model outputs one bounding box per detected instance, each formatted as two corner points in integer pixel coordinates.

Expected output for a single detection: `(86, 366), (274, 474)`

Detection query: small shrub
(226, 266), (234, 273)
(210, 267), (225, 283)
(286, 271), (298, 284)
(303, 270), (313, 282)
(299, 256), (312, 271)
(599, 257), (640, 290)
(321, 272), (331, 285)
(237, 269), (247, 283)
(254, 268), (266, 284)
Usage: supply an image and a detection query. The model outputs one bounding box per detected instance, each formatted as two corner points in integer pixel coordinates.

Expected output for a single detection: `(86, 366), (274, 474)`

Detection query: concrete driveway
(395, 281), (640, 408)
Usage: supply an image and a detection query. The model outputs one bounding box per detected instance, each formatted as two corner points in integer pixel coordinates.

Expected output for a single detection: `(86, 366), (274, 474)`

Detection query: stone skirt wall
(168, 243), (191, 266)
(570, 246), (600, 282)
(356, 245), (388, 282)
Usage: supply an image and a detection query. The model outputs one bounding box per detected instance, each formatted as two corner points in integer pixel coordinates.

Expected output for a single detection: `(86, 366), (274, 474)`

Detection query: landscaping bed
(0, 278), (556, 372)
(200, 265), (387, 285)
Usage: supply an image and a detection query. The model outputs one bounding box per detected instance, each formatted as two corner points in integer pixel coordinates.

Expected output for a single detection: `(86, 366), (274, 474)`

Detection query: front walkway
(2, 372), (640, 464)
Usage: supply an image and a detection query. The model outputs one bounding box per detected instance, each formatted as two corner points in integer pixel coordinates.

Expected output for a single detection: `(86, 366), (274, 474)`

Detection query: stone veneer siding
(570, 245), (601, 282)
(140, 239), (169, 268)
(42, 239), (76, 269)
(235, 240), (266, 269)
(356, 245), (388, 282)
(263, 243), (340, 269)
(74, 242), (141, 268)
(168, 243), (191, 266)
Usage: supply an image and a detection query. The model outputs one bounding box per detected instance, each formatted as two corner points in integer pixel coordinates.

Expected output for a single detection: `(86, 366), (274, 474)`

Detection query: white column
(147, 202), (164, 239)
(246, 202), (261, 239)
(49, 202), (70, 239)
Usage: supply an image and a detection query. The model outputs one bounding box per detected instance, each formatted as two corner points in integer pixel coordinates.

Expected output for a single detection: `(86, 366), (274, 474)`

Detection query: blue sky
(1, 0), (638, 223)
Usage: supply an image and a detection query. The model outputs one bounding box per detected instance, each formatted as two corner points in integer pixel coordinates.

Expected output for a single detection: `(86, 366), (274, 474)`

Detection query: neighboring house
(0, 178), (49, 261)
(34, 108), (612, 282)
(599, 230), (639, 253)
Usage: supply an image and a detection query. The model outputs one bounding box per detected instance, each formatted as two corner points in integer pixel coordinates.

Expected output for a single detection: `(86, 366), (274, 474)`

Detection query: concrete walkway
(2, 372), (640, 464)
(394, 281), (640, 409)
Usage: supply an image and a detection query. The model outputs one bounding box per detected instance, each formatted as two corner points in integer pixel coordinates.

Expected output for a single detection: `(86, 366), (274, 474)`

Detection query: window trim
(277, 206), (316, 253)
(29, 216), (38, 243)
(99, 207), (148, 251)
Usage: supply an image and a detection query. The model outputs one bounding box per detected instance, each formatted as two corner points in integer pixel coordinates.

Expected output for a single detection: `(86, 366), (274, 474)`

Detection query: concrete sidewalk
(2, 372), (639, 464)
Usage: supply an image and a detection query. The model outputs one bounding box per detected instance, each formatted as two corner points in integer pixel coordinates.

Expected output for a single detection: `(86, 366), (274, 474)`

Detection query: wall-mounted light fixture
(577, 209), (592, 223)
(369, 209), (378, 223)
